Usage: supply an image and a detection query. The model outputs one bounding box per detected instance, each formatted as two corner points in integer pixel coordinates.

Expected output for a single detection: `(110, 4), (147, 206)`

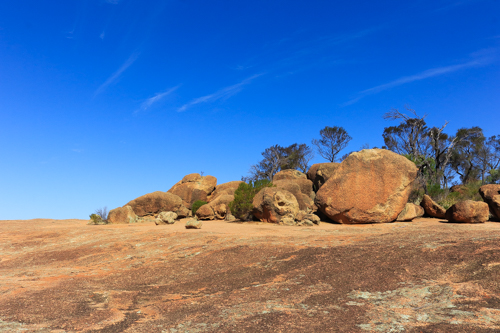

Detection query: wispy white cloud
(105, 0), (121, 4)
(177, 74), (263, 112)
(99, 31), (105, 40)
(94, 51), (140, 97)
(344, 57), (492, 106)
(135, 86), (180, 114)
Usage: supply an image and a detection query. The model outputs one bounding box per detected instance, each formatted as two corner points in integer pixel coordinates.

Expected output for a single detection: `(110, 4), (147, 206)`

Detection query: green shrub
(192, 200), (208, 216)
(229, 179), (274, 221)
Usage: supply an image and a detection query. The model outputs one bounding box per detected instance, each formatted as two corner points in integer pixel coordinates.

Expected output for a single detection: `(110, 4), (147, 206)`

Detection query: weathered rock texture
(126, 191), (186, 217)
(272, 179), (316, 212)
(196, 195), (234, 220)
(273, 169), (307, 181)
(315, 149), (418, 224)
(156, 211), (177, 225)
(207, 181), (243, 203)
(253, 188), (299, 223)
(478, 184), (500, 219)
(167, 173), (217, 208)
(445, 200), (490, 223)
(307, 163), (340, 191)
(107, 205), (137, 224)
(420, 194), (447, 219)
(185, 219), (202, 229)
(396, 203), (425, 221)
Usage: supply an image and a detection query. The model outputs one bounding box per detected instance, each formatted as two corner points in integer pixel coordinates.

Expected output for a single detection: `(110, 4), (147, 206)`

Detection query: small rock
(304, 213), (321, 225)
(397, 203), (425, 221)
(156, 211), (177, 225)
(420, 194), (446, 219)
(185, 219), (203, 229)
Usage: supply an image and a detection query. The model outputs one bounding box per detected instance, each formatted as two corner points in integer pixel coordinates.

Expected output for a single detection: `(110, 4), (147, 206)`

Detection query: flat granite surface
(1, 218), (500, 332)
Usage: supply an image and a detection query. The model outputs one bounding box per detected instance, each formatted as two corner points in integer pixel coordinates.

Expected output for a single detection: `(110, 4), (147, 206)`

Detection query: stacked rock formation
(479, 184), (500, 220)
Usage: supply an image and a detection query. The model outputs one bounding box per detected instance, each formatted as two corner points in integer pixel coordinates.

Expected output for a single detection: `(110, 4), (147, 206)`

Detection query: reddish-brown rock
(126, 191), (184, 217)
(107, 205), (137, 224)
(450, 185), (466, 194)
(420, 194), (446, 219)
(273, 169), (307, 181)
(208, 181), (243, 203)
(307, 163), (340, 191)
(479, 184), (500, 219)
(445, 200), (490, 223)
(315, 149), (418, 224)
(196, 195), (234, 220)
(167, 173), (217, 208)
(252, 187), (299, 223)
(396, 203), (425, 221)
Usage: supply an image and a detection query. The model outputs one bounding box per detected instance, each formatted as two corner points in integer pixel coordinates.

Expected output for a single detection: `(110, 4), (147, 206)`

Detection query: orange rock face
(207, 181), (243, 202)
(420, 194), (446, 219)
(445, 200), (490, 223)
(167, 173), (217, 208)
(307, 163), (340, 191)
(196, 194), (234, 220)
(273, 179), (316, 212)
(126, 191), (184, 217)
(479, 184), (500, 219)
(396, 203), (425, 221)
(273, 169), (307, 181)
(107, 205), (137, 224)
(315, 149), (418, 224)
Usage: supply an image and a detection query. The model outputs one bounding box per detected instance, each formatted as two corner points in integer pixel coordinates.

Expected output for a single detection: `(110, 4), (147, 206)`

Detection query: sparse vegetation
(229, 179), (274, 221)
(191, 200), (208, 216)
(89, 207), (109, 225)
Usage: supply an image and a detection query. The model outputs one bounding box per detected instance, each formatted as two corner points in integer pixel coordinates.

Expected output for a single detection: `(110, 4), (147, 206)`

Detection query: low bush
(229, 179), (274, 221)
(192, 200), (208, 216)
(89, 207), (109, 225)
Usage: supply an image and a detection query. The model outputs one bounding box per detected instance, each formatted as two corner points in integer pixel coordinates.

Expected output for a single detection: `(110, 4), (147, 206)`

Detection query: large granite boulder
(478, 184), (500, 219)
(273, 169), (307, 181)
(107, 205), (137, 224)
(207, 181), (243, 203)
(252, 187), (299, 223)
(315, 149), (418, 224)
(396, 203), (425, 221)
(445, 200), (489, 223)
(272, 179), (315, 212)
(420, 194), (446, 219)
(307, 163), (340, 191)
(196, 194), (234, 220)
(167, 173), (217, 208)
(125, 191), (185, 217)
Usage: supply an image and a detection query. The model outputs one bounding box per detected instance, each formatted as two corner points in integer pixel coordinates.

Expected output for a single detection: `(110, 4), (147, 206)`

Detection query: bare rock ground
(1, 218), (500, 332)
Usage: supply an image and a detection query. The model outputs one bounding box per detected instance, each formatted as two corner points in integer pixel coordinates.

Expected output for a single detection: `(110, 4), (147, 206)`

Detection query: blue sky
(1, 0), (499, 219)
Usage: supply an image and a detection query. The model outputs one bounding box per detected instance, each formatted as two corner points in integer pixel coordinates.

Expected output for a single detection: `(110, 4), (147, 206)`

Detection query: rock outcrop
(207, 181), (243, 203)
(196, 195), (234, 220)
(315, 149), (418, 224)
(420, 194), (446, 219)
(126, 191), (187, 217)
(273, 169), (307, 181)
(445, 200), (489, 223)
(478, 184), (500, 219)
(307, 163), (340, 191)
(167, 173), (217, 208)
(252, 188), (299, 223)
(272, 179), (316, 212)
(396, 203), (425, 221)
(107, 205), (138, 224)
